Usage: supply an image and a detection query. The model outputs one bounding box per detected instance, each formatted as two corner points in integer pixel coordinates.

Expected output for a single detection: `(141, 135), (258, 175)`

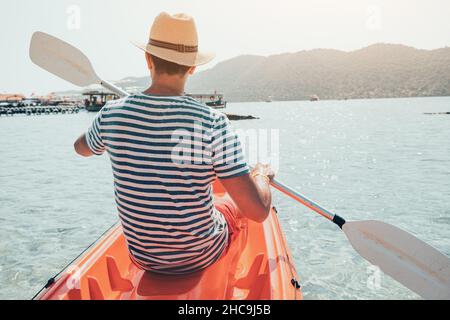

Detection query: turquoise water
(1, 97), (449, 300)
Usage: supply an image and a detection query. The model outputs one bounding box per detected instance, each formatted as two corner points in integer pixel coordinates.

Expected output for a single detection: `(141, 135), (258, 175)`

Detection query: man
(74, 12), (275, 275)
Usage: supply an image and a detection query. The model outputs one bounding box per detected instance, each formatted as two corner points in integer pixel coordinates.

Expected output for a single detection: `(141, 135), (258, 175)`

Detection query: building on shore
(0, 93), (26, 105)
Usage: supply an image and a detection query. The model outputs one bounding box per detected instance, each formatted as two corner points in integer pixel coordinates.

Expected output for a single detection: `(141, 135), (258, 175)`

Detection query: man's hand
(251, 163), (275, 182)
(74, 133), (94, 157)
(219, 163), (275, 223)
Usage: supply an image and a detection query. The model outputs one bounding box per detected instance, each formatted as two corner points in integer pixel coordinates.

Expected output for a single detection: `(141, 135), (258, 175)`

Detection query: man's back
(85, 94), (249, 274)
(75, 12), (274, 275)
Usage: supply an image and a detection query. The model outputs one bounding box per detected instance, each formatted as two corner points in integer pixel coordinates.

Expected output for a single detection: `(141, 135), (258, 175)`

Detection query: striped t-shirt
(85, 94), (249, 274)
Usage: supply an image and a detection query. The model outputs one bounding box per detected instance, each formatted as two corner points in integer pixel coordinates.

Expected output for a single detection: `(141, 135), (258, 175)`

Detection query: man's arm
(220, 164), (274, 223)
(76, 110), (106, 157)
(74, 133), (94, 157)
(210, 114), (273, 222)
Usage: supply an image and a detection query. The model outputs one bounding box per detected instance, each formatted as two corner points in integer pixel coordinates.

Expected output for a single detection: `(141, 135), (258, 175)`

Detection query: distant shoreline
(51, 90), (450, 104)
(224, 95), (450, 104)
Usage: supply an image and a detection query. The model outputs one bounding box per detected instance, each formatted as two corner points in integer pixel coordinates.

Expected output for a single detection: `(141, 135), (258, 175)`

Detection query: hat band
(149, 39), (198, 53)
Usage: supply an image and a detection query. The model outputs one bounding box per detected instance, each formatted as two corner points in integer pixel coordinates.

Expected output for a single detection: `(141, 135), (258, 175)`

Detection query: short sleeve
(211, 113), (250, 179)
(85, 111), (106, 155)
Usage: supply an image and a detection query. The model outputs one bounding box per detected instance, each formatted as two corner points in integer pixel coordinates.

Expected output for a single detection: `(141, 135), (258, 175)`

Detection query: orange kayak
(34, 181), (302, 300)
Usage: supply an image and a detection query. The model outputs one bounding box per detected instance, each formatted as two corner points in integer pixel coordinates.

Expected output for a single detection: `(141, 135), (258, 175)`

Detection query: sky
(1, 0), (450, 95)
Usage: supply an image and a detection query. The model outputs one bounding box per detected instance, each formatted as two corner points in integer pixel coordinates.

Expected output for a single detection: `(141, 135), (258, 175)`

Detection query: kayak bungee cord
(31, 221), (118, 300)
(273, 207), (302, 300)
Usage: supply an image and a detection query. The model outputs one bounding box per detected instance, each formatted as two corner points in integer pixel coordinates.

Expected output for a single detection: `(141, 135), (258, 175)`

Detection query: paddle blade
(343, 220), (450, 299)
(30, 31), (100, 87)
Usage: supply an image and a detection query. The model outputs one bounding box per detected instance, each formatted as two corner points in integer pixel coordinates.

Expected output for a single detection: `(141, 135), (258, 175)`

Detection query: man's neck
(144, 76), (186, 97)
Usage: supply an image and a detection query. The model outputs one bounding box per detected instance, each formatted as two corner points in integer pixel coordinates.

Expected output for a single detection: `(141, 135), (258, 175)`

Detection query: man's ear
(188, 66), (196, 75)
(145, 53), (153, 71)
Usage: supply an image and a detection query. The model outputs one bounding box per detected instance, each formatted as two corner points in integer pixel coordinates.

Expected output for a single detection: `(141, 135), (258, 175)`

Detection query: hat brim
(132, 42), (215, 67)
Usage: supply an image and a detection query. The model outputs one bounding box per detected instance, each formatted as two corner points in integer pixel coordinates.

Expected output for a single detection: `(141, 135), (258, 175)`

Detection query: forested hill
(111, 43), (450, 102)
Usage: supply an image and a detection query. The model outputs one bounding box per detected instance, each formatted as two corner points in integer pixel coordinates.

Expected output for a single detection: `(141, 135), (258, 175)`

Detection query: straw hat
(134, 12), (215, 67)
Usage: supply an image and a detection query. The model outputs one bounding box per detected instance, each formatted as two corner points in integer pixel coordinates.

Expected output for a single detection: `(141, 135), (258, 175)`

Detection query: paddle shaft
(271, 178), (347, 229)
(100, 80), (130, 98)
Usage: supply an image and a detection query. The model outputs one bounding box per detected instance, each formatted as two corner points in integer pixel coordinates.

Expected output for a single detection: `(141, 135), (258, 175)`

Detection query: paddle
(29, 31), (129, 97)
(271, 178), (450, 300)
(29, 31), (450, 300)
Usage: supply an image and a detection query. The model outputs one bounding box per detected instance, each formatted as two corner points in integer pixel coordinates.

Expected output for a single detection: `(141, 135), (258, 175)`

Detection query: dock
(0, 105), (82, 116)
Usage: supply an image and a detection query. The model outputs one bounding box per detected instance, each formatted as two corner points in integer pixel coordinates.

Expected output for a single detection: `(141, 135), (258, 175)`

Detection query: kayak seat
(132, 218), (247, 300)
(105, 255), (133, 291)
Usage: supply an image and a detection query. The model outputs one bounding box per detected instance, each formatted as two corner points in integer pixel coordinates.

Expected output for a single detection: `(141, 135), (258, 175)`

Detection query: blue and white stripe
(86, 94), (249, 274)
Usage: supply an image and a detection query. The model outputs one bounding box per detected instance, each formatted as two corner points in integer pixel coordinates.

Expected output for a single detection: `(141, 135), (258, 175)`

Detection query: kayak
(34, 180), (302, 300)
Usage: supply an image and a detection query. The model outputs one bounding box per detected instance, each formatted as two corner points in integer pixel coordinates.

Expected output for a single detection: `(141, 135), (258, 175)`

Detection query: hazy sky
(1, 0), (450, 95)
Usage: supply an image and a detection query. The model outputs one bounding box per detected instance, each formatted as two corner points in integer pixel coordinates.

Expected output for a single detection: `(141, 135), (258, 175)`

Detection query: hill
(108, 44), (450, 102)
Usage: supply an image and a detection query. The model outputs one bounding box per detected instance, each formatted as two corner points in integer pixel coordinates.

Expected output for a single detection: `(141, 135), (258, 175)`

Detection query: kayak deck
(36, 181), (302, 300)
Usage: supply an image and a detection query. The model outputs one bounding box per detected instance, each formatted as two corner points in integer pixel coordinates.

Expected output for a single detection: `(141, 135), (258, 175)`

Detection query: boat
(33, 180), (302, 300)
(310, 95), (319, 102)
(83, 91), (119, 112)
(187, 92), (227, 109)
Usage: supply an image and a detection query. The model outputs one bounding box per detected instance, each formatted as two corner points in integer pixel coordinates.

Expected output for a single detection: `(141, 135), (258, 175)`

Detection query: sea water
(1, 97), (449, 300)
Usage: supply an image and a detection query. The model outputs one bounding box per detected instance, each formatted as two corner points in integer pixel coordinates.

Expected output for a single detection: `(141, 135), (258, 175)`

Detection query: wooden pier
(0, 105), (82, 117)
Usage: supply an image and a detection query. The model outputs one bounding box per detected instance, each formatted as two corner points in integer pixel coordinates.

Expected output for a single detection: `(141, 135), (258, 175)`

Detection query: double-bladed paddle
(271, 179), (450, 300)
(29, 31), (450, 300)
(29, 31), (129, 97)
